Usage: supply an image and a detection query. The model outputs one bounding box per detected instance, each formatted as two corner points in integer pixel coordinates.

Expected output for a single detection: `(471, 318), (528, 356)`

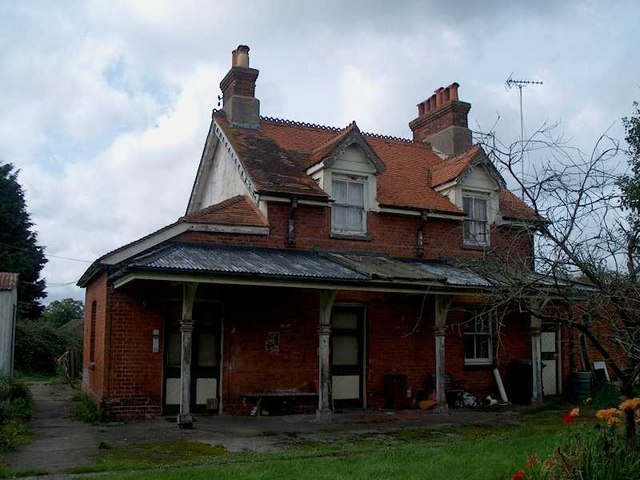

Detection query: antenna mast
(505, 74), (543, 199)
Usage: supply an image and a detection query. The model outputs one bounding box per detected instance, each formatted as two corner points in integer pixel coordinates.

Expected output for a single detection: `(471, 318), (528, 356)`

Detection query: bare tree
(471, 119), (640, 438)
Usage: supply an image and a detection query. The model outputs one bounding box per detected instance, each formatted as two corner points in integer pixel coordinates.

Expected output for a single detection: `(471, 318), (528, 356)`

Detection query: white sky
(1, 0), (639, 303)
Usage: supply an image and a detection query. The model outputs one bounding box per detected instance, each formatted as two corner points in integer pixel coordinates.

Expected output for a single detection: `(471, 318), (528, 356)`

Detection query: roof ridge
(259, 115), (343, 133)
(310, 121), (357, 154)
(361, 131), (414, 144)
(216, 108), (416, 144)
(437, 144), (481, 165)
(181, 195), (246, 220)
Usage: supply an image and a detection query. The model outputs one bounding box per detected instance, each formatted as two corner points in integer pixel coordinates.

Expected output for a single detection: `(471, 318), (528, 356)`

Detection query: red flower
(512, 470), (526, 480)
(526, 455), (539, 467)
(562, 412), (576, 424)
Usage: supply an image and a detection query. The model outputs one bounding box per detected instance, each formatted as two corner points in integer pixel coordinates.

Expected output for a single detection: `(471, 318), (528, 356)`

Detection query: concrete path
(4, 381), (98, 476)
(3, 381), (528, 478)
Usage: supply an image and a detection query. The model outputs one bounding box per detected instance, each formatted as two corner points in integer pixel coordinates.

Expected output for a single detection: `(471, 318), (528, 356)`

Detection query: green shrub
(512, 400), (640, 480)
(71, 391), (105, 424)
(0, 377), (32, 452)
(14, 320), (81, 375)
(590, 382), (621, 410)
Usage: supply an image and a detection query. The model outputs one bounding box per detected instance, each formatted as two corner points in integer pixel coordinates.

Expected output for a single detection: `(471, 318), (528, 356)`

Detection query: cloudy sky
(1, 0), (639, 303)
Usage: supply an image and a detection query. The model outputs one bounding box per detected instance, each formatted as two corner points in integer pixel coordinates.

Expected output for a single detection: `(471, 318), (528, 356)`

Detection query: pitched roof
(77, 195), (268, 287)
(430, 145), (482, 187)
(0, 272), (18, 290)
(215, 112), (462, 214)
(498, 190), (540, 222)
(181, 195), (268, 227)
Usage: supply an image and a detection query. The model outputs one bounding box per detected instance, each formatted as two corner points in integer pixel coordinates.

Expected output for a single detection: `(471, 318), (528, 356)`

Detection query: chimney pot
(409, 81), (471, 157)
(232, 45), (250, 68)
(435, 87), (445, 107)
(447, 82), (459, 101)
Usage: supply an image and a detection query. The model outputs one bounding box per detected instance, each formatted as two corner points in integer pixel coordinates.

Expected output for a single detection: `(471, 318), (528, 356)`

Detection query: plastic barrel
(571, 371), (592, 397)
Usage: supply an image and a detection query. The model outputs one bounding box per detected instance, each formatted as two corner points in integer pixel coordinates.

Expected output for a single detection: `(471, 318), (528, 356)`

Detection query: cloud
(1, 0), (639, 302)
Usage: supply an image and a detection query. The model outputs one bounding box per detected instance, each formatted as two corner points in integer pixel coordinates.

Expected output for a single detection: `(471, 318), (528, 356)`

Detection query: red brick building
(78, 45), (565, 424)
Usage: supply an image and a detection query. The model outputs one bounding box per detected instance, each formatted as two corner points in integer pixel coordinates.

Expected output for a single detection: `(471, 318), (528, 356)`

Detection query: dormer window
(331, 176), (366, 235)
(463, 194), (489, 246)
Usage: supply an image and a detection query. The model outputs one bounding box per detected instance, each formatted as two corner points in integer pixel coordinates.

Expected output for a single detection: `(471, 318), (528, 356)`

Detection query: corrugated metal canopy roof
(412, 262), (491, 287)
(326, 253), (444, 282)
(119, 243), (494, 289)
(128, 243), (368, 281)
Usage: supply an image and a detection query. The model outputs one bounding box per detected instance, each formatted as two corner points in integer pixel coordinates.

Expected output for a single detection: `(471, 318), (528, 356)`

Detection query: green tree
(619, 101), (640, 216)
(0, 163), (47, 319)
(43, 298), (84, 327)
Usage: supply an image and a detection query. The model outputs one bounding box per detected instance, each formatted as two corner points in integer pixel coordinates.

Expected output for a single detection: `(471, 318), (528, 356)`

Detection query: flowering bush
(511, 398), (640, 480)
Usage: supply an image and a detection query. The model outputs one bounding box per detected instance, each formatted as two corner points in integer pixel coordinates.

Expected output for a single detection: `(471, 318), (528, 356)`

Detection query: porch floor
(100, 407), (523, 453)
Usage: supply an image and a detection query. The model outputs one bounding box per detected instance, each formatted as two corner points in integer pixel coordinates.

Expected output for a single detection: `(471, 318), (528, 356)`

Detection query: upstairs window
(464, 311), (492, 365)
(463, 195), (489, 246)
(331, 177), (366, 235)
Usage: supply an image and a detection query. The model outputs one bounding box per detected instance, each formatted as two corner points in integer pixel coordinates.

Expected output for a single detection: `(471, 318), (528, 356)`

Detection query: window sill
(463, 362), (494, 371)
(330, 232), (371, 242)
(462, 243), (490, 251)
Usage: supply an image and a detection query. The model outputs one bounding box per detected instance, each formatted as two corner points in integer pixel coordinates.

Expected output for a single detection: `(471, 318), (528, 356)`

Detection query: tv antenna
(505, 74), (543, 198)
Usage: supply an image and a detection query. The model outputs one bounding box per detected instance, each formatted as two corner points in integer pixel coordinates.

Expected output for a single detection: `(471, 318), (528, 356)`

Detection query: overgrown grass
(76, 412), (568, 479)
(71, 391), (105, 424)
(0, 377), (32, 452)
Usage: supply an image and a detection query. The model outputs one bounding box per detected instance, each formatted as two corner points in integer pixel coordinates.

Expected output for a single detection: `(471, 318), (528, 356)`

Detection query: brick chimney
(219, 45), (260, 129)
(409, 82), (472, 157)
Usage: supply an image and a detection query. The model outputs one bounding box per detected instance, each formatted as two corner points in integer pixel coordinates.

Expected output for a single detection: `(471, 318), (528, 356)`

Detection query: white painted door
(541, 330), (558, 395)
(331, 308), (363, 407)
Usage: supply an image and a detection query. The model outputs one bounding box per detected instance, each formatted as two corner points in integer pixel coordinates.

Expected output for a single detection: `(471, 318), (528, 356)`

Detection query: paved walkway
(4, 382), (97, 476)
(3, 381), (526, 477)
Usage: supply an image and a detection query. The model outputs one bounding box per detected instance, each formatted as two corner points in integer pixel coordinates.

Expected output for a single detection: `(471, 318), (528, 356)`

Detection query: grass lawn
(75, 410), (569, 480)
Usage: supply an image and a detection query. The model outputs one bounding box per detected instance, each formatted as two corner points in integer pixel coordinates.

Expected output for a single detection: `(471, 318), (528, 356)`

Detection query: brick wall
(221, 286), (319, 414)
(82, 272), (108, 403)
(103, 282), (165, 419)
(176, 203), (533, 264)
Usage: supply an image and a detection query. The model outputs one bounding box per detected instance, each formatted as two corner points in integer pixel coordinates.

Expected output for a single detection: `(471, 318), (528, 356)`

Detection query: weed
(590, 382), (621, 410)
(0, 377), (32, 452)
(71, 391), (105, 424)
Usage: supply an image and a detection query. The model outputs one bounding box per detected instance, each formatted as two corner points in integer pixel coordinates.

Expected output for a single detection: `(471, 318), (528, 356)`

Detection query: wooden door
(163, 302), (221, 414)
(331, 307), (363, 408)
(541, 327), (559, 396)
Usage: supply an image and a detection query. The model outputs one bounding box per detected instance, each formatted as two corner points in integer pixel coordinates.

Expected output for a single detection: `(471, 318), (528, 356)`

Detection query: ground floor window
(463, 310), (492, 365)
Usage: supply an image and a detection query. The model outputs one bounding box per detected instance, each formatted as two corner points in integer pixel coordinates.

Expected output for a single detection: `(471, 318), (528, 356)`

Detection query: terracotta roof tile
(498, 190), (540, 222)
(0, 272), (19, 290)
(215, 112), (461, 214)
(181, 195), (268, 227)
(430, 145), (481, 187)
(214, 113), (537, 221)
(307, 121), (358, 168)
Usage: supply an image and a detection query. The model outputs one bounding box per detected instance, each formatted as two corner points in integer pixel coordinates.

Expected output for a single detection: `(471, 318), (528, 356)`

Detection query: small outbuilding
(0, 272), (19, 376)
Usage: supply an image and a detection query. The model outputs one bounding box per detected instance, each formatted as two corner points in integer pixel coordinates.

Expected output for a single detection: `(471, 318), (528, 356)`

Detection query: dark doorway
(331, 306), (364, 408)
(163, 301), (222, 414)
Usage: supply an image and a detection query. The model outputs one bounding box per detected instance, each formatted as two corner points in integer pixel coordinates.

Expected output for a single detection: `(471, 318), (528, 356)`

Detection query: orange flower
(569, 407), (580, 417)
(608, 416), (620, 427)
(619, 398), (640, 412)
(526, 455), (539, 467)
(512, 470), (526, 480)
(596, 408), (621, 420)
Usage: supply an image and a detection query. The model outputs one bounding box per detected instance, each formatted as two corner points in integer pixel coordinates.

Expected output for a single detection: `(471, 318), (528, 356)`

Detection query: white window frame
(464, 311), (493, 366)
(462, 193), (490, 246)
(331, 175), (367, 235)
